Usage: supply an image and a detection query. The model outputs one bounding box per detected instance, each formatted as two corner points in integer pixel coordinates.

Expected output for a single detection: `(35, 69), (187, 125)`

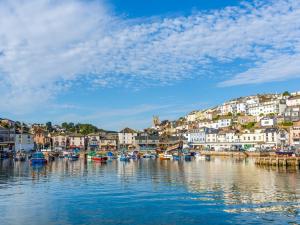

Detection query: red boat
(92, 156), (108, 162)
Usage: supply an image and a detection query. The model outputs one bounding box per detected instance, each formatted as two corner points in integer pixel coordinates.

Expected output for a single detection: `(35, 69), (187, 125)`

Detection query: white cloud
(0, 0), (300, 112)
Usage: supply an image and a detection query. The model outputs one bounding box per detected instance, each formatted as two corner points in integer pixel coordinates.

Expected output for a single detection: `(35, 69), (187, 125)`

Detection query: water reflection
(0, 157), (299, 225)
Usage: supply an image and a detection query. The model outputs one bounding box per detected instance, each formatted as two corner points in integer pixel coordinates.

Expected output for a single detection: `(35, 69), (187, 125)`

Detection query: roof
(119, 127), (137, 133)
(68, 133), (85, 137)
(135, 135), (159, 141)
(265, 128), (278, 133)
(288, 95), (300, 100)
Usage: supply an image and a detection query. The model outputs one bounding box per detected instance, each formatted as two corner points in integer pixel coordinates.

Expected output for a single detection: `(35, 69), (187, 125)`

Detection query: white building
(186, 113), (197, 122)
(15, 133), (34, 152)
(247, 99), (286, 116)
(260, 117), (276, 127)
(52, 134), (68, 151)
(286, 95), (300, 107)
(118, 128), (137, 149)
(217, 118), (232, 128)
(69, 134), (85, 149)
(188, 128), (206, 145)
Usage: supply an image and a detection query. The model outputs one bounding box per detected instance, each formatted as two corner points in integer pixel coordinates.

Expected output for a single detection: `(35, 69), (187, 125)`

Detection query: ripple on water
(0, 158), (299, 225)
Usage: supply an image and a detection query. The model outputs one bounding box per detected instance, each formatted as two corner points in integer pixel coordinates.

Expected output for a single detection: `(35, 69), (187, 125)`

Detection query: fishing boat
(87, 151), (97, 161)
(92, 154), (108, 162)
(69, 153), (79, 161)
(184, 154), (192, 161)
(195, 152), (206, 160)
(159, 153), (172, 160)
(119, 154), (130, 161)
(30, 152), (47, 165)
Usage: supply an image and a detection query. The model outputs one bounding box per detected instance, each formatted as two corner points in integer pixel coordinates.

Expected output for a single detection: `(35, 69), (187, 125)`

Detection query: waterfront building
(87, 133), (100, 151)
(205, 128), (219, 147)
(99, 133), (118, 151)
(188, 128), (207, 145)
(264, 128), (278, 148)
(240, 129), (265, 148)
(33, 128), (51, 149)
(118, 128), (137, 150)
(69, 134), (86, 150)
(0, 121), (15, 151)
(15, 132), (34, 152)
(52, 134), (68, 151)
(134, 133), (159, 151)
(289, 121), (300, 147)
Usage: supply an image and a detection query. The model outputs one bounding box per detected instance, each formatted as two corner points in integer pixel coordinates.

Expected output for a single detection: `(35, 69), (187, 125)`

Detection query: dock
(255, 155), (300, 167)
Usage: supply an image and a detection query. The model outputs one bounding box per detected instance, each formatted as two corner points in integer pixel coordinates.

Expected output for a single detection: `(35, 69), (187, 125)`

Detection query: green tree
(283, 91), (291, 96)
(46, 121), (53, 132)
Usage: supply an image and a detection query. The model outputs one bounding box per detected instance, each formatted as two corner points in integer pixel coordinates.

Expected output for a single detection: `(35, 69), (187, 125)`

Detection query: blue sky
(0, 0), (300, 130)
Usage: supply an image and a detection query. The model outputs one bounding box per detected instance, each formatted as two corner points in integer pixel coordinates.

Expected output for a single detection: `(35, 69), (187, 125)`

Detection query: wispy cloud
(0, 0), (300, 112)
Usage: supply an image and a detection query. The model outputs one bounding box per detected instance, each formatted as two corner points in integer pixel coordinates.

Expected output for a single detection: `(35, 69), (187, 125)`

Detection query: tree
(46, 121), (53, 132)
(283, 91), (291, 96)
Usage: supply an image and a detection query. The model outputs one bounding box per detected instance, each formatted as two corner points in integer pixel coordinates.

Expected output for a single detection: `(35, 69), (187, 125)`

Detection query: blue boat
(173, 155), (182, 160)
(69, 154), (79, 161)
(30, 152), (47, 165)
(184, 154), (192, 161)
(119, 154), (130, 162)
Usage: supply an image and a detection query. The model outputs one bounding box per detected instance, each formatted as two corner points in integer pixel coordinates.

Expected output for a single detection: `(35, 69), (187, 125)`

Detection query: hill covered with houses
(1, 90), (300, 152)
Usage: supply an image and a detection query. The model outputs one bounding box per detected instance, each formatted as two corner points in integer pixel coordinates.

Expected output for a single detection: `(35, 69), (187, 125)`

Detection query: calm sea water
(0, 157), (299, 225)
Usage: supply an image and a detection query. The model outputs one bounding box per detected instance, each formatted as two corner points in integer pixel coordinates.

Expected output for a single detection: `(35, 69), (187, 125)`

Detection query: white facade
(247, 100), (285, 116)
(217, 118), (232, 128)
(15, 133), (34, 151)
(69, 135), (85, 148)
(186, 113), (196, 122)
(118, 132), (137, 146)
(260, 117), (276, 127)
(188, 129), (206, 144)
(286, 96), (300, 107)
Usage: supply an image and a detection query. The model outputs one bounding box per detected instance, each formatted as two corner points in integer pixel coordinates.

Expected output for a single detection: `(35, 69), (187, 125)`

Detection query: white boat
(195, 153), (206, 160)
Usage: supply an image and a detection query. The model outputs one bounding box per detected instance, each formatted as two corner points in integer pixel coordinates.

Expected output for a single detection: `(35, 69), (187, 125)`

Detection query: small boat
(172, 155), (181, 160)
(195, 154), (206, 160)
(69, 153), (79, 161)
(30, 152), (47, 165)
(92, 155), (108, 162)
(119, 154), (130, 161)
(159, 153), (172, 160)
(184, 154), (192, 161)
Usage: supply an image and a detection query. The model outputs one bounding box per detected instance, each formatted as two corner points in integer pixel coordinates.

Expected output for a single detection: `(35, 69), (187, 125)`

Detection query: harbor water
(0, 157), (299, 225)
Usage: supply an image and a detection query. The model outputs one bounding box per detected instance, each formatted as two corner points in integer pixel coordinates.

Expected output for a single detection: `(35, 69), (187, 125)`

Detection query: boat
(14, 151), (26, 161)
(69, 153), (79, 161)
(87, 151), (97, 161)
(30, 152), (47, 165)
(159, 153), (172, 160)
(184, 154), (192, 161)
(195, 153), (206, 160)
(172, 154), (182, 160)
(92, 155), (108, 162)
(119, 154), (130, 161)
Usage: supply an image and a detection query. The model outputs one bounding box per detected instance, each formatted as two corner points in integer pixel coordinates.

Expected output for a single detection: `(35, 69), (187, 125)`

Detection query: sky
(0, 0), (300, 131)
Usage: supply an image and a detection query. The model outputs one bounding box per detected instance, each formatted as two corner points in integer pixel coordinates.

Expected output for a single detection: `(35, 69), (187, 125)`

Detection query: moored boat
(92, 155), (108, 162)
(30, 152), (47, 165)
(119, 154), (130, 161)
(159, 153), (172, 160)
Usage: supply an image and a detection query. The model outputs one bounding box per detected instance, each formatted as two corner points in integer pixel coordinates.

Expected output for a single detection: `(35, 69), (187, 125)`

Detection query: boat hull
(92, 156), (108, 162)
(30, 159), (47, 164)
